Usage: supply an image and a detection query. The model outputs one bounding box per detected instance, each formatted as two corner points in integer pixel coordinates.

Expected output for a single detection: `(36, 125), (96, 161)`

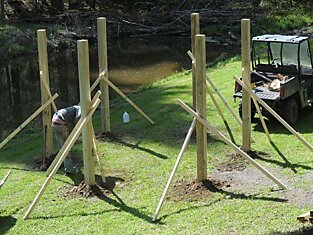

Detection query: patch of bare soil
(29, 154), (58, 171)
(59, 173), (127, 199)
(60, 181), (111, 199)
(217, 150), (269, 172)
(210, 167), (313, 206)
(167, 178), (230, 202)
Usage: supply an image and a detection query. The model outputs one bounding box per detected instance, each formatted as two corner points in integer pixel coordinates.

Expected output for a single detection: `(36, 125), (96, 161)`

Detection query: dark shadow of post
(0, 216), (17, 234)
(270, 141), (298, 173)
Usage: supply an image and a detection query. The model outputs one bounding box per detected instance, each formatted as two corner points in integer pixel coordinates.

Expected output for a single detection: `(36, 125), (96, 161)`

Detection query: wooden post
(97, 17), (110, 133)
(23, 98), (101, 220)
(78, 39), (95, 185)
(191, 13), (200, 111)
(241, 19), (251, 151)
(46, 91), (101, 175)
(37, 29), (53, 161)
(195, 34), (207, 181)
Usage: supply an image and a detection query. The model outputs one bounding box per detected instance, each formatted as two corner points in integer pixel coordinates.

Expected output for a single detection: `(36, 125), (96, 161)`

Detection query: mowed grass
(0, 59), (313, 234)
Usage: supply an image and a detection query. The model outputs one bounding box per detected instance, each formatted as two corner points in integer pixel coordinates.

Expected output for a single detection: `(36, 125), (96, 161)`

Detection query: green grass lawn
(1, 59), (313, 234)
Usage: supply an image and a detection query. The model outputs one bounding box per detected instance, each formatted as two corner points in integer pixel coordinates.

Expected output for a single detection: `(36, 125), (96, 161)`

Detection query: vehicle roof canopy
(252, 34), (309, 44)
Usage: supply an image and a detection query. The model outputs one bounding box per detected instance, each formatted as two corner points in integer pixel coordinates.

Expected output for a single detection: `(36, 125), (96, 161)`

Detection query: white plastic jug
(123, 112), (130, 123)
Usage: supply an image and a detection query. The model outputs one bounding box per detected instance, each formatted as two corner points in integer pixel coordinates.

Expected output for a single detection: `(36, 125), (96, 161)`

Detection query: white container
(123, 112), (130, 123)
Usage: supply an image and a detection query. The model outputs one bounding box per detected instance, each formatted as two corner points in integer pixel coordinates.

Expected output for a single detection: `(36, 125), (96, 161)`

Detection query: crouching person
(52, 105), (81, 173)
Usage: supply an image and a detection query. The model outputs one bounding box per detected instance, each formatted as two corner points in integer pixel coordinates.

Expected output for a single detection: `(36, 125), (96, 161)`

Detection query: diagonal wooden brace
(176, 98), (287, 189)
(234, 75), (313, 152)
(153, 118), (196, 222)
(0, 94), (58, 150)
(40, 72), (57, 112)
(101, 75), (155, 125)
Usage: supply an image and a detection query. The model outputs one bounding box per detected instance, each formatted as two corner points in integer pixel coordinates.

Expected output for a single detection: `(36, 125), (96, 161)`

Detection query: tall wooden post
(195, 34), (207, 181)
(37, 29), (53, 162)
(241, 19), (251, 151)
(77, 40), (95, 185)
(97, 17), (110, 133)
(191, 13), (200, 111)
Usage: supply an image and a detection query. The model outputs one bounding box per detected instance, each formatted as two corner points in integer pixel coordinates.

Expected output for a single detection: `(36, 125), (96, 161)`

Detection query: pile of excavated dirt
(167, 178), (230, 202)
(60, 181), (111, 199)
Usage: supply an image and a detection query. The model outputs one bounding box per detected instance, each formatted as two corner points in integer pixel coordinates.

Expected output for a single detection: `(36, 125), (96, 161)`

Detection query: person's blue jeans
(52, 124), (76, 173)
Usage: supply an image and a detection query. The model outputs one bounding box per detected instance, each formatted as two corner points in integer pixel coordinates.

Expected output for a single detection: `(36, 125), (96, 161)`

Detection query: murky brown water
(0, 36), (234, 136)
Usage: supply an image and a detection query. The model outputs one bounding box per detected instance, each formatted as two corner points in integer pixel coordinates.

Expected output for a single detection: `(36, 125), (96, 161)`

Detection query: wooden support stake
(91, 126), (106, 183)
(177, 99), (287, 189)
(206, 76), (242, 126)
(191, 13), (200, 110)
(37, 29), (54, 161)
(251, 96), (272, 142)
(102, 76), (155, 125)
(46, 91), (101, 175)
(24, 98), (101, 220)
(153, 118), (196, 222)
(0, 94), (58, 150)
(195, 34), (207, 181)
(0, 170), (11, 188)
(241, 19), (251, 151)
(90, 70), (107, 93)
(297, 211), (311, 223)
(78, 39), (95, 185)
(40, 76), (57, 112)
(97, 17), (110, 133)
(234, 76), (313, 152)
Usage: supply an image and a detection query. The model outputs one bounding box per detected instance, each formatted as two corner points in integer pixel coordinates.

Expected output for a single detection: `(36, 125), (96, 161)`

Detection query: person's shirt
(52, 105), (81, 131)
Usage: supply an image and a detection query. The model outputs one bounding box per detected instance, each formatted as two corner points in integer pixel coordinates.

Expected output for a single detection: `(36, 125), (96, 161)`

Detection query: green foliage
(260, 0), (312, 9)
(254, 8), (312, 34)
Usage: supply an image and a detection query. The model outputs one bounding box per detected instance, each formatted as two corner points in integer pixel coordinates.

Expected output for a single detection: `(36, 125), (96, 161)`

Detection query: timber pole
(191, 13), (200, 111)
(195, 34), (207, 181)
(241, 19), (251, 152)
(78, 40), (96, 185)
(37, 29), (53, 163)
(97, 17), (110, 133)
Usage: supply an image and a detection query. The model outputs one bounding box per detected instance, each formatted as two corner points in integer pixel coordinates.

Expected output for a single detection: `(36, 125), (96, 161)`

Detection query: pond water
(0, 36), (234, 137)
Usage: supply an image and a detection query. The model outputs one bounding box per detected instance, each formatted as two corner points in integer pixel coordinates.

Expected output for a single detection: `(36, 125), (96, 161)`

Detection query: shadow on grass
(100, 134), (169, 159)
(158, 179), (287, 221)
(0, 215), (17, 234)
(272, 226), (313, 235)
(55, 173), (158, 224)
(252, 108), (313, 134)
(252, 142), (313, 173)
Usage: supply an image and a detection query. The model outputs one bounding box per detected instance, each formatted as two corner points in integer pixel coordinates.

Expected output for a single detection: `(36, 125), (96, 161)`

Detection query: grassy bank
(1, 59), (313, 234)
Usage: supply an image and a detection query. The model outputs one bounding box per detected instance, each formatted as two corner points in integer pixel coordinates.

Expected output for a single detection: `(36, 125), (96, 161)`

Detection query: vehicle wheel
(280, 98), (298, 124)
(238, 100), (256, 120)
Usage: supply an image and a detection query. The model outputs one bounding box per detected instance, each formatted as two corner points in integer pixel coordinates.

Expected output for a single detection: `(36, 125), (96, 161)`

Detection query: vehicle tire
(280, 98), (298, 124)
(238, 100), (256, 120)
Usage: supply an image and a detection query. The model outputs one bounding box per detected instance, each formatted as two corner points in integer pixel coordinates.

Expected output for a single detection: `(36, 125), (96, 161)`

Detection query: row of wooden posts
(22, 16), (157, 219)
(152, 14), (313, 221)
(1, 13), (312, 221)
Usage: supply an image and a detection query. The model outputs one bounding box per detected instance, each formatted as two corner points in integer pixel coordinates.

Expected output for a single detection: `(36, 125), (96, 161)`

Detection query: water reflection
(0, 36), (233, 135)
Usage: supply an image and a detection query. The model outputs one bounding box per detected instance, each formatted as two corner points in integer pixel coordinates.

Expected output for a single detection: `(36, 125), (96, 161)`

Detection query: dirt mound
(167, 179), (230, 202)
(60, 181), (111, 199)
(59, 173), (126, 199)
(217, 150), (269, 172)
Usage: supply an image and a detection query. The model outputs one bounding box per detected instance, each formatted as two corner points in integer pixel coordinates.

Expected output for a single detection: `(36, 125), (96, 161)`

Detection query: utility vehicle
(234, 34), (313, 124)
